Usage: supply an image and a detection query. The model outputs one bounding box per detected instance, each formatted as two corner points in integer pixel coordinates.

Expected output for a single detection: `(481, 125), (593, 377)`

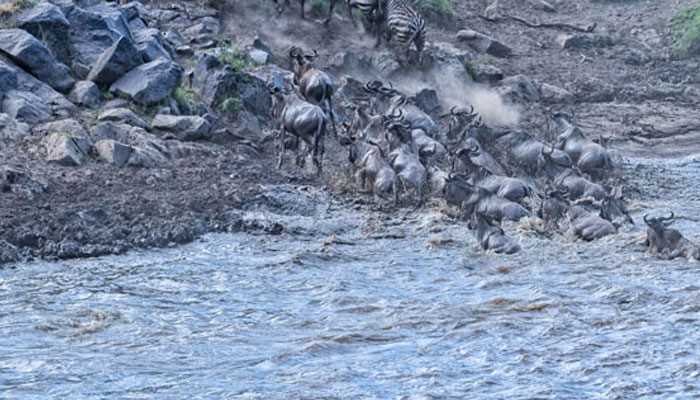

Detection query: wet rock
(33, 118), (88, 138)
(110, 58), (183, 106)
(98, 108), (149, 129)
(540, 82), (574, 104)
(88, 36), (142, 86)
(133, 28), (171, 62)
(94, 139), (133, 167)
(456, 29), (513, 58)
(44, 132), (92, 166)
(0, 113), (31, 140)
(151, 114), (211, 141)
(413, 89), (441, 115)
(470, 63), (504, 84)
(68, 81), (101, 108)
(17, 1), (72, 65)
(2, 90), (51, 124)
(0, 29), (75, 93)
(557, 33), (615, 50)
(497, 75), (540, 103)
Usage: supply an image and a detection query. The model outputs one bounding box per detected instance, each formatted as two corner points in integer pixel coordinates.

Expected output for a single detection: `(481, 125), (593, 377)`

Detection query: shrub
(671, 5), (700, 58)
(219, 96), (242, 115)
(173, 86), (198, 112)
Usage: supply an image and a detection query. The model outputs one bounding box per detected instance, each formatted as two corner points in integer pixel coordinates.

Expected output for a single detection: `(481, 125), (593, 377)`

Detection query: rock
(2, 90), (51, 124)
(0, 60), (18, 95)
(127, 143), (169, 168)
(0, 29), (75, 93)
(0, 165), (47, 195)
(103, 98), (131, 109)
(44, 132), (91, 166)
(91, 122), (132, 142)
(540, 82), (574, 104)
(133, 28), (171, 62)
(65, 5), (132, 78)
(232, 110), (262, 140)
(151, 114), (211, 141)
(557, 33), (615, 50)
(248, 49), (269, 65)
(497, 75), (540, 103)
(413, 89), (441, 115)
(0, 113), (31, 140)
(33, 118), (88, 138)
(98, 108), (149, 129)
(88, 36), (142, 86)
(17, 2), (72, 65)
(94, 139), (132, 167)
(456, 30), (513, 58)
(530, 0), (555, 12)
(68, 81), (101, 108)
(470, 63), (504, 84)
(110, 58), (182, 105)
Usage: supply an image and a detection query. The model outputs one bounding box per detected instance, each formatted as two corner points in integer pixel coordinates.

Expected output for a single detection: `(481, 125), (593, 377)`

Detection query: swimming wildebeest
(444, 174), (530, 222)
(388, 142), (427, 206)
(469, 212), (521, 255)
(552, 112), (613, 179)
(496, 131), (572, 176)
(644, 212), (700, 260)
(269, 81), (329, 175)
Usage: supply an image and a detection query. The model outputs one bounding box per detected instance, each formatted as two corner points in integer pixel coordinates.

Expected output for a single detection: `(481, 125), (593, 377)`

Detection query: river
(2, 155), (700, 399)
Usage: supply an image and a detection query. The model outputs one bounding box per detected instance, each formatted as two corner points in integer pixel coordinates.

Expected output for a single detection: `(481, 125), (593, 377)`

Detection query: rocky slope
(1, 0), (699, 263)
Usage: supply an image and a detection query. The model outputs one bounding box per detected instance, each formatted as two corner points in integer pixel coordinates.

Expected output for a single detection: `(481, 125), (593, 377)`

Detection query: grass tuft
(671, 5), (700, 58)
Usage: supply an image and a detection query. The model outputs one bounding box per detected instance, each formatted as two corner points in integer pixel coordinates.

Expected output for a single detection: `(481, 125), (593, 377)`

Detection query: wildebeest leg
(324, 0), (336, 25)
(327, 97), (337, 137)
(300, 0), (305, 19)
(277, 129), (287, 169)
(313, 121), (325, 175)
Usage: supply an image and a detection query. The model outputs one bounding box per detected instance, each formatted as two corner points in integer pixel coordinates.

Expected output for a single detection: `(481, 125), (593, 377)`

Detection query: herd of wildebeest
(264, 0), (699, 260)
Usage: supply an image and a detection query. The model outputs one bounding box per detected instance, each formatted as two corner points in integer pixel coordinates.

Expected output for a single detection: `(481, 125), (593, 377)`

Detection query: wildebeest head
(443, 173), (475, 208)
(383, 109), (413, 146)
(600, 186), (634, 226)
(288, 46), (319, 82)
(644, 212), (675, 232)
(537, 186), (570, 225)
(537, 145), (573, 173)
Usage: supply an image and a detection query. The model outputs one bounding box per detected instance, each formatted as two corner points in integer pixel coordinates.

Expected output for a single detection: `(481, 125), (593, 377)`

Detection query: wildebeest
(343, 135), (398, 203)
(269, 82), (328, 174)
(469, 212), (521, 254)
(567, 204), (618, 241)
(553, 168), (607, 201)
(388, 142), (427, 205)
(497, 131), (572, 176)
(644, 212), (700, 260)
(444, 174), (529, 222)
(553, 113), (613, 178)
(384, 0), (426, 63)
(455, 137), (507, 177)
(289, 47), (336, 135)
(365, 81), (438, 137)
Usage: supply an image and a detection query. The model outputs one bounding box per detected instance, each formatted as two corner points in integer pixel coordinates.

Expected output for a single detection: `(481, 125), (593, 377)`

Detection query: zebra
(327, 0), (384, 27)
(384, 0), (426, 63)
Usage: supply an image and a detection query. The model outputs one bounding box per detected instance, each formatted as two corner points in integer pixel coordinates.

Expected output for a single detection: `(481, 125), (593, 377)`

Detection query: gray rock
(456, 30), (512, 58)
(151, 114), (211, 141)
(540, 82), (574, 104)
(0, 60), (18, 95)
(110, 58), (182, 105)
(127, 143), (169, 168)
(44, 132), (91, 166)
(232, 110), (262, 140)
(0, 29), (75, 93)
(470, 63), (504, 84)
(94, 139), (132, 167)
(0, 113), (31, 140)
(2, 90), (51, 124)
(557, 33), (615, 50)
(497, 75), (540, 103)
(17, 2), (72, 65)
(530, 0), (555, 12)
(413, 89), (441, 115)
(133, 28), (171, 62)
(248, 49), (269, 65)
(88, 36), (142, 86)
(98, 108), (149, 129)
(33, 118), (88, 138)
(103, 98), (131, 109)
(68, 80), (101, 108)
(91, 121), (132, 142)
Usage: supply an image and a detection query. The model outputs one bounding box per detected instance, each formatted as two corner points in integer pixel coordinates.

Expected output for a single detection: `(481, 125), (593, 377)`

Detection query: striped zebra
(384, 0), (426, 63)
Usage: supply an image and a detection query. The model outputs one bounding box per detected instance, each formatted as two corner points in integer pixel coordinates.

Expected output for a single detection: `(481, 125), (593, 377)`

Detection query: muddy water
(2, 158), (700, 399)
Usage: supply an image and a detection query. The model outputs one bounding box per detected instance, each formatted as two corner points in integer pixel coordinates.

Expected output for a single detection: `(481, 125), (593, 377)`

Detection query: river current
(2, 155), (700, 399)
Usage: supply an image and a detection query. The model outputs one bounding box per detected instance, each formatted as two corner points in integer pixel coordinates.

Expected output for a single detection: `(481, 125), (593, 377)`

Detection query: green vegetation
(415, 0), (454, 17)
(671, 5), (700, 58)
(218, 43), (250, 73)
(173, 86), (199, 112)
(219, 96), (242, 115)
(310, 0), (329, 16)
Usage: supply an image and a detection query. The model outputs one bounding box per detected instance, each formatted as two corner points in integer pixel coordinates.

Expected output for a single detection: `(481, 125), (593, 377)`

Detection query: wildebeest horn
(289, 46), (303, 60)
(661, 212), (675, 222)
(643, 214), (652, 226)
(304, 49), (319, 60)
(364, 80), (383, 93)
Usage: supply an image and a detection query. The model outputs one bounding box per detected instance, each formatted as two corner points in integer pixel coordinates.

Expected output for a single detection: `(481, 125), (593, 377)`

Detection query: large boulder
(64, 4), (132, 78)
(110, 58), (182, 105)
(17, 2), (72, 65)
(151, 114), (211, 141)
(91, 121), (133, 142)
(2, 90), (51, 124)
(497, 75), (541, 103)
(133, 28), (171, 62)
(68, 81), (101, 108)
(94, 139), (132, 167)
(32, 118), (88, 138)
(98, 108), (149, 129)
(43, 132), (92, 166)
(0, 61), (18, 95)
(87, 36), (142, 86)
(0, 29), (75, 93)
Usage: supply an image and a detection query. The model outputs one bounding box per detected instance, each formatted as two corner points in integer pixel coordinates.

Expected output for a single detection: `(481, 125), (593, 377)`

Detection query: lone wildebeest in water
(644, 212), (700, 260)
